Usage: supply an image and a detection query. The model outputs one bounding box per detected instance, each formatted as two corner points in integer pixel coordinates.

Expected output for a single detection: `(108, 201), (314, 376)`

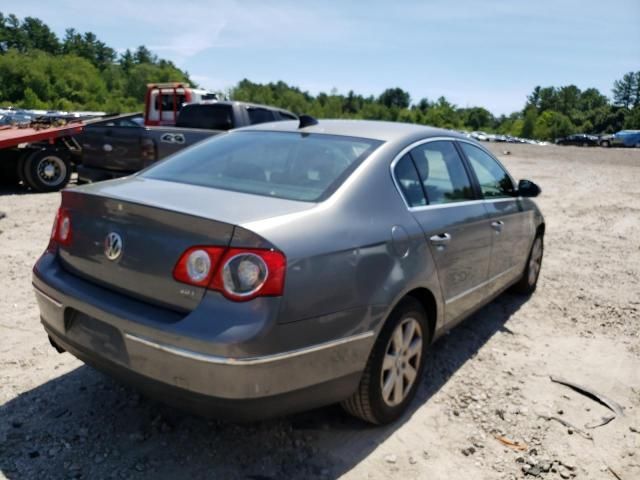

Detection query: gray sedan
(33, 118), (544, 424)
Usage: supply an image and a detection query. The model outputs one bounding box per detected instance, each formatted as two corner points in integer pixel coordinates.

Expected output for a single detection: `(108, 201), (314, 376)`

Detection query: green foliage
(0, 12), (192, 112)
(378, 88), (411, 109)
(533, 111), (574, 140)
(612, 72), (638, 108)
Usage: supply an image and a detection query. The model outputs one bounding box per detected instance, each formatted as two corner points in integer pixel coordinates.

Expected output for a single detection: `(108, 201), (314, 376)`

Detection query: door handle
(430, 233), (451, 246)
(491, 220), (504, 232)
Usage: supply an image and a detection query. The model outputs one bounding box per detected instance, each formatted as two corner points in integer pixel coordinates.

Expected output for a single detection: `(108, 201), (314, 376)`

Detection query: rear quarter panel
(243, 142), (445, 341)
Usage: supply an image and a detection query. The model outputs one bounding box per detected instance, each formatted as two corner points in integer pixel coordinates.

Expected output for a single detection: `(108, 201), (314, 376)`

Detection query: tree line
(231, 77), (640, 140)
(0, 12), (191, 112)
(1, 12), (638, 140)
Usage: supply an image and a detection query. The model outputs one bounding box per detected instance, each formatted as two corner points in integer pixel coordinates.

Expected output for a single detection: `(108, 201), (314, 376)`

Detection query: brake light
(173, 247), (225, 287)
(48, 207), (72, 251)
(173, 247), (286, 301)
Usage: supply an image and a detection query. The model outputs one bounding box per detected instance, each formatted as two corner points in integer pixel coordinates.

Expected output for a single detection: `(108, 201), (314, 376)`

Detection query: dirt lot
(1, 143), (639, 480)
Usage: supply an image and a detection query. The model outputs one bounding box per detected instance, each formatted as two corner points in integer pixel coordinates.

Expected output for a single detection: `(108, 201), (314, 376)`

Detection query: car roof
(234, 119), (467, 143)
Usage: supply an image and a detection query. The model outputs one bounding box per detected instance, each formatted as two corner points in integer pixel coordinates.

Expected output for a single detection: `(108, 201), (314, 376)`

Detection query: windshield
(143, 131), (382, 202)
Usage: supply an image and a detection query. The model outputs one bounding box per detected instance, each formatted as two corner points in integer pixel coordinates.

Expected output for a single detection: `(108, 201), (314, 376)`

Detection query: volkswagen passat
(33, 118), (544, 424)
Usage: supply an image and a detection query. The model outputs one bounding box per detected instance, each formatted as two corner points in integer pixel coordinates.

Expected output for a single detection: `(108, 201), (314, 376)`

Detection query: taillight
(173, 247), (286, 301)
(48, 207), (72, 251)
(215, 249), (286, 301)
(173, 247), (225, 287)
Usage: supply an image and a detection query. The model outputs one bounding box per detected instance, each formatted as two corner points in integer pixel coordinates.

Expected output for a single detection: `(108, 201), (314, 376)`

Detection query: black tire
(601, 140), (610, 148)
(23, 149), (72, 192)
(341, 297), (430, 424)
(512, 234), (543, 294)
(17, 151), (31, 188)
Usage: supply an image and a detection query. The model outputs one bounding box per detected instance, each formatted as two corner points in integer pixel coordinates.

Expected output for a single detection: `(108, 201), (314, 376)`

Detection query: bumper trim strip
(33, 284), (63, 308)
(124, 330), (375, 366)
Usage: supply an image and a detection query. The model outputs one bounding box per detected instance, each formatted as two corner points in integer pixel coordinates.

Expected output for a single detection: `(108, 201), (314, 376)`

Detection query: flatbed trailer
(0, 122), (84, 192)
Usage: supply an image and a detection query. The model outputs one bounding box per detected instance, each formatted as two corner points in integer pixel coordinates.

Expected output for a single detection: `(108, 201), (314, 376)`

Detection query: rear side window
(144, 131), (382, 202)
(410, 141), (474, 204)
(278, 111), (297, 121)
(460, 143), (514, 198)
(394, 154), (426, 207)
(176, 105), (234, 130)
(247, 108), (276, 125)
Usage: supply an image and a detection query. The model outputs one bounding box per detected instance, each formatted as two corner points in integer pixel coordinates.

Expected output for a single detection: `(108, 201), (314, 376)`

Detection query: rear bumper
(32, 253), (374, 419)
(45, 324), (362, 421)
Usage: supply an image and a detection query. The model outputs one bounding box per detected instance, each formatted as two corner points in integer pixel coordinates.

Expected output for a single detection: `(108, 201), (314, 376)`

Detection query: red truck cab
(144, 83), (217, 126)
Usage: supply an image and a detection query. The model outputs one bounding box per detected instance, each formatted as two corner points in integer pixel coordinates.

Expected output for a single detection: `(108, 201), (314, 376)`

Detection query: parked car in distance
(34, 119), (544, 424)
(555, 133), (599, 146)
(471, 131), (489, 141)
(76, 102), (297, 183)
(610, 130), (640, 148)
(598, 134), (614, 147)
(0, 112), (33, 126)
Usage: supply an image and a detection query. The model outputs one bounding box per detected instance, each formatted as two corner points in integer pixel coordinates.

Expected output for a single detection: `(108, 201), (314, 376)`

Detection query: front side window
(460, 143), (514, 198)
(144, 131), (382, 202)
(394, 154), (427, 207)
(410, 141), (474, 204)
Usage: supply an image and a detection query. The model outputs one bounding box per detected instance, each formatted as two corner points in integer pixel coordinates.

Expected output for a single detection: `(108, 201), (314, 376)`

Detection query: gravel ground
(1, 143), (639, 480)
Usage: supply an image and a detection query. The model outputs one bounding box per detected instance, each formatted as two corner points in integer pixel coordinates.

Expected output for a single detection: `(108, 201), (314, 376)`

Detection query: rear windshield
(175, 104), (234, 130)
(143, 131), (382, 202)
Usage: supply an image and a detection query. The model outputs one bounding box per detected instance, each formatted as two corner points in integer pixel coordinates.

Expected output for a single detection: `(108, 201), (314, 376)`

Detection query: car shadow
(0, 183), (30, 196)
(0, 175), (78, 197)
(0, 292), (529, 479)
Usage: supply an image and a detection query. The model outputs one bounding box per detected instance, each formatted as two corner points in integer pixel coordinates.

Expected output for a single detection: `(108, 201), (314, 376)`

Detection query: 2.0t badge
(104, 232), (123, 261)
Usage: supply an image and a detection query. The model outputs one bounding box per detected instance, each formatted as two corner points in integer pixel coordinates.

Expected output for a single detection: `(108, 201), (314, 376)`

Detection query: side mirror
(517, 179), (541, 197)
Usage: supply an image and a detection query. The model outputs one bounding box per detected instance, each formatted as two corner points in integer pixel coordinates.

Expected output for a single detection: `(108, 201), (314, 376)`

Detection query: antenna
(298, 115), (318, 129)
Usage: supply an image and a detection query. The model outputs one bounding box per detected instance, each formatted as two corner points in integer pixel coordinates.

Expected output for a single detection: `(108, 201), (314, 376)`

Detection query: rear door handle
(491, 221), (504, 232)
(430, 233), (451, 247)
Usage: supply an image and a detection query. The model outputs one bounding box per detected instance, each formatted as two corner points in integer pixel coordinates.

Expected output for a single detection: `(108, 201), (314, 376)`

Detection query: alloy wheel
(380, 317), (423, 407)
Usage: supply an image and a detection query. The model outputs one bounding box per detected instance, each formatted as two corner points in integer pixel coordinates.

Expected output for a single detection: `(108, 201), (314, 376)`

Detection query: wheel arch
(383, 287), (438, 345)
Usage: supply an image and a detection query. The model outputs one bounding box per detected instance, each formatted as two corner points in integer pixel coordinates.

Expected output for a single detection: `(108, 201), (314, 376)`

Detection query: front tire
(512, 234), (543, 294)
(341, 297), (430, 424)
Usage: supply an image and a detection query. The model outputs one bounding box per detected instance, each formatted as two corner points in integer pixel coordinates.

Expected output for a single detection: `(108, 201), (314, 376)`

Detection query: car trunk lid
(56, 178), (315, 311)
(58, 190), (235, 312)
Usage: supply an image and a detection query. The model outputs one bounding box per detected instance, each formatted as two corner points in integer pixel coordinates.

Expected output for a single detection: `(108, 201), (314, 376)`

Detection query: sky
(3, 0), (639, 115)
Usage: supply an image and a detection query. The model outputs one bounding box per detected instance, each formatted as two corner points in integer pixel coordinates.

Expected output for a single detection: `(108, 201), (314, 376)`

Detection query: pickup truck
(75, 101), (297, 183)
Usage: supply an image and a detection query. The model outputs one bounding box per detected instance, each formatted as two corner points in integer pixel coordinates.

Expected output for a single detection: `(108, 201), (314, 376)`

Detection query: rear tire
(601, 140), (610, 148)
(23, 149), (71, 192)
(512, 234), (543, 294)
(341, 297), (430, 424)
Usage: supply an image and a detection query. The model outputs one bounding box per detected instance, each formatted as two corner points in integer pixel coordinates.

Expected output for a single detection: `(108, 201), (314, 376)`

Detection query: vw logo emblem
(104, 232), (123, 261)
